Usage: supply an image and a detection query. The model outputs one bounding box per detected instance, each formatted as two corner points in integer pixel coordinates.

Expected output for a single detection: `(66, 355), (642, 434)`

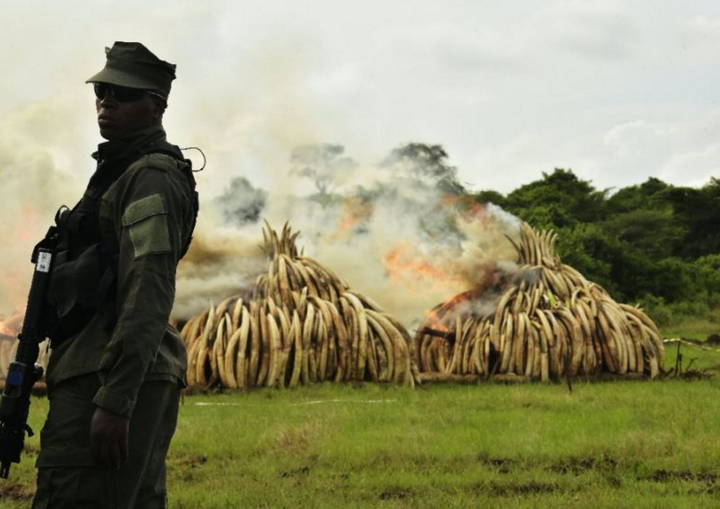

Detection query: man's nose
(98, 92), (117, 108)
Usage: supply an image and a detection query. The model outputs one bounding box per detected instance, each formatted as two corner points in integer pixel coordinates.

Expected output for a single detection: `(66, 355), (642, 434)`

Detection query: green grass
(661, 318), (720, 375)
(163, 381), (720, 509)
(3, 331), (720, 508)
(660, 316), (719, 341)
(663, 339), (720, 375)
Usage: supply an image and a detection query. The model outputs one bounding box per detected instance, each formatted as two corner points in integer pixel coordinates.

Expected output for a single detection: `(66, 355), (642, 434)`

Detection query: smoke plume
(0, 37), (522, 334)
(174, 149), (521, 330)
(0, 102), (81, 316)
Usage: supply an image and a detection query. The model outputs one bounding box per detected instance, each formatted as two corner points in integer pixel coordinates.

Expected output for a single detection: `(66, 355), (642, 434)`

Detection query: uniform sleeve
(92, 161), (191, 417)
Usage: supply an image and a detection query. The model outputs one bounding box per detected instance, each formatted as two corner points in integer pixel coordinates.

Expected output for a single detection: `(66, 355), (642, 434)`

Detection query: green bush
(638, 294), (673, 326)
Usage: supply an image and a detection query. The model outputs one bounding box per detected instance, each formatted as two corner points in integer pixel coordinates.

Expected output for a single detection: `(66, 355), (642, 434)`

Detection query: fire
(383, 242), (467, 287)
(0, 268), (30, 318)
(1, 203), (45, 317)
(332, 196), (374, 241)
(417, 263), (511, 337)
(420, 289), (478, 335)
(16, 204), (44, 244)
(0, 320), (11, 338)
(441, 194), (491, 224)
(0, 312), (22, 338)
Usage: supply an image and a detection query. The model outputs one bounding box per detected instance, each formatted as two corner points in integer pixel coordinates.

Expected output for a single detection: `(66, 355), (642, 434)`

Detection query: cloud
(674, 15), (720, 67)
(391, 25), (527, 75)
(601, 111), (720, 186)
(533, 2), (638, 61)
(461, 108), (720, 194)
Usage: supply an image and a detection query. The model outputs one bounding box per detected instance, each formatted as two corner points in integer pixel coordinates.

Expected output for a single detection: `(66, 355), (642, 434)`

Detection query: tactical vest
(44, 139), (199, 346)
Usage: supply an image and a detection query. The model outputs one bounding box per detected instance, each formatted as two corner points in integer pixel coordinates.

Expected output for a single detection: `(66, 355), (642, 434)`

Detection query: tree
(607, 177), (671, 213)
(473, 189), (506, 207)
(503, 169), (608, 228)
(290, 144), (358, 195)
(660, 177), (720, 258)
(215, 177), (267, 226)
(600, 208), (686, 260)
(556, 224), (622, 297)
(381, 142), (466, 194)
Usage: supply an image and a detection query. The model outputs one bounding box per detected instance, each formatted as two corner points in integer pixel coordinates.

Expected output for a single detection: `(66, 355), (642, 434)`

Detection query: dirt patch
(644, 469), (718, 484)
(642, 469), (720, 495)
(550, 456), (618, 475)
(476, 454), (516, 474)
(476, 481), (558, 496)
(170, 453), (209, 483)
(0, 482), (35, 501)
(171, 453), (208, 468)
(279, 466), (311, 478)
(379, 486), (410, 500)
(23, 443), (39, 454)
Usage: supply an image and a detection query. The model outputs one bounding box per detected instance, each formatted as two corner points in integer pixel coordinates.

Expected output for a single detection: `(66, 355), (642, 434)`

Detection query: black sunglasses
(94, 83), (166, 103)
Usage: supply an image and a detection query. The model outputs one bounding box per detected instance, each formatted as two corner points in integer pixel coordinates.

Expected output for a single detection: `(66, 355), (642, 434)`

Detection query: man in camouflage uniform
(31, 42), (197, 509)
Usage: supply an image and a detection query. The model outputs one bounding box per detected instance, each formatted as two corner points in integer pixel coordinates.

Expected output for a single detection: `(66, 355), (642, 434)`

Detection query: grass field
(661, 317), (720, 343)
(2, 327), (719, 508)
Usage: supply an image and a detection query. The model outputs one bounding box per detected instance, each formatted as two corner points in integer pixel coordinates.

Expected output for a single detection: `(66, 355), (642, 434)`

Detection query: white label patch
(36, 252), (52, 273)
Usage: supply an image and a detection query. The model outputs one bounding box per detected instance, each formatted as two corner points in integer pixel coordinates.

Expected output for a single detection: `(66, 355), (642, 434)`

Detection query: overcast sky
(2, 0), (719, 196)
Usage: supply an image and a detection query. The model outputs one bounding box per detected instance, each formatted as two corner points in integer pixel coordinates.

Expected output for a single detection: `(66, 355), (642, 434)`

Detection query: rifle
(0, 229), (56, 478)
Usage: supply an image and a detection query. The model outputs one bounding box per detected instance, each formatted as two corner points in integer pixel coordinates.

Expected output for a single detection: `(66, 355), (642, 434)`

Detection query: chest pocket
(122, 194), (172, 259)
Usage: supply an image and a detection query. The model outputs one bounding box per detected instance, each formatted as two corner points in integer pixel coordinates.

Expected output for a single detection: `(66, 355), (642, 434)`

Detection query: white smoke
(174, 157), (522, 330)
(0, 101), (82, 316)
(0, 34), (523, 332)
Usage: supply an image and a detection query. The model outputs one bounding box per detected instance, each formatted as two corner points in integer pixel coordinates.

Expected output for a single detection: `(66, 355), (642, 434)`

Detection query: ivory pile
(414, 222), (664, 381)
(181, 223), (419, 389)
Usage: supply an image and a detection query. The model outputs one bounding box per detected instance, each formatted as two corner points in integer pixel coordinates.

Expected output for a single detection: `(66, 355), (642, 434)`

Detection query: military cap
(86, 42), (176, 98)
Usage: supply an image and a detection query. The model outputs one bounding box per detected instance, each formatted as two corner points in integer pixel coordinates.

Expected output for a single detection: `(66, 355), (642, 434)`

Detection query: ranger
(31, 42), (198, 509)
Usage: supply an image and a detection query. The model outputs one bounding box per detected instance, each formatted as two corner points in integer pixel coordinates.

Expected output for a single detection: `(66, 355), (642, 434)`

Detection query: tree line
(474, 169), (720, 325)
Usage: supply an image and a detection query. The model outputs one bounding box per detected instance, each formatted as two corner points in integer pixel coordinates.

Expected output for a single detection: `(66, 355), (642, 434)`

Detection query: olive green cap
(86, 42), (176, 98)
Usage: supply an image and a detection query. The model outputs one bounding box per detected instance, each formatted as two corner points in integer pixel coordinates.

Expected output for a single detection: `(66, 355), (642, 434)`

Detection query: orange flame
(441, 194), (491, 224)
(383, 242), (466, 287)
(0, 312), (22, 338)
(417, 263), (511, 335)
(0, 320), (12, 338)
(419, 290), (478, 334)
(332, 197), (374, 241)
(1, 203), (45, 316)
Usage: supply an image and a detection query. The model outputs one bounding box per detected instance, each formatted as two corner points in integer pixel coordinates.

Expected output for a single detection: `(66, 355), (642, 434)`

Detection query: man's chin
(98, 126), (122, 141)
(100, 127), (117, 141)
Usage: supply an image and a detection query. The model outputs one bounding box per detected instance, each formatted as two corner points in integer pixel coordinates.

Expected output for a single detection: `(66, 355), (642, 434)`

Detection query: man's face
(95, 84), (164, 140)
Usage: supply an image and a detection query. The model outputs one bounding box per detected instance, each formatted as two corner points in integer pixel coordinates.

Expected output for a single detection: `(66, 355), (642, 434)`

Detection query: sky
(1, 0), (720, 319)
(1, 0), (719, 197)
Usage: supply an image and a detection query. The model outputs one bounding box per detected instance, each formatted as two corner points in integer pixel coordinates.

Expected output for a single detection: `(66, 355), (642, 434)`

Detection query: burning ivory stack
(180, 223), (419, 390)
(415, 222), (664, 382)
